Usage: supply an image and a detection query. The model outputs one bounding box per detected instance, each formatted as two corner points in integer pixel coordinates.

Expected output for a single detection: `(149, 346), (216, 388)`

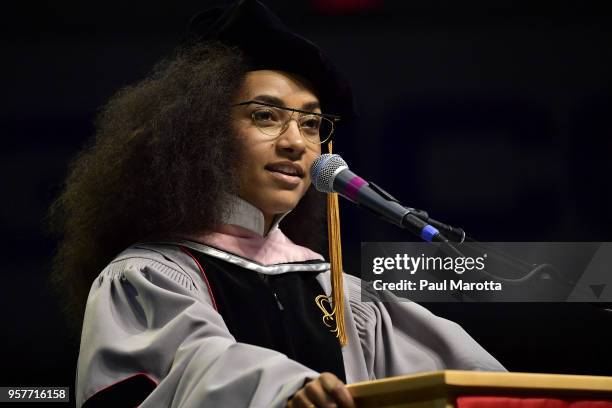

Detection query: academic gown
(75, 197), (505, 407)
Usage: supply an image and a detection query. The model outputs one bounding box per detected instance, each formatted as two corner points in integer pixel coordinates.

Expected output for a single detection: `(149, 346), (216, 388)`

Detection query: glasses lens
(318, 117), (334, 144)
(299, 115), (334, 144)
(252, 107), (284, 136)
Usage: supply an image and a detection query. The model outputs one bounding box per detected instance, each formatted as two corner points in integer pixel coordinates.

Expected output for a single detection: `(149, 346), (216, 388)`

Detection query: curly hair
(48, 41), (326, 335)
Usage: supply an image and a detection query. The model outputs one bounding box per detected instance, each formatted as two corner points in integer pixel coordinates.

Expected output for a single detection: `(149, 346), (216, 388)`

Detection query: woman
(50, 1), (504, 407)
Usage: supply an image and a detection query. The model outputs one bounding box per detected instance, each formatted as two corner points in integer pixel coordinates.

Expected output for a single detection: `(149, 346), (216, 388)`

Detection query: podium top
(347, 371), (612, 407)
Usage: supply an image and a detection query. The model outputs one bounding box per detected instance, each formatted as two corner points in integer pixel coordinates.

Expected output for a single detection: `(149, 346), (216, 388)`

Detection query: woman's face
(232, 70), (322, 224)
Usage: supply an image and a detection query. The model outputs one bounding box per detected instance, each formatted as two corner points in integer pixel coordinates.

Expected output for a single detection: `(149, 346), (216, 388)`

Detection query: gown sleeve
(344, 274), (506, 380)
(75, 245), (318, 408)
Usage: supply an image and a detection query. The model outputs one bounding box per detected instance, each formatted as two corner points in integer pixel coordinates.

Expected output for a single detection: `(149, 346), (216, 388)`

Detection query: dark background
(3, 0), (612, 404)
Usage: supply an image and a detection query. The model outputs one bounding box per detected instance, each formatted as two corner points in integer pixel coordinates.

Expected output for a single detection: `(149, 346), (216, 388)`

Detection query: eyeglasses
(232, 100), (341, 144)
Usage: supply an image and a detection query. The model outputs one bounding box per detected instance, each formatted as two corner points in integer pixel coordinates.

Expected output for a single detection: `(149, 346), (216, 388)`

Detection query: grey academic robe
(76, 241), (505, 407)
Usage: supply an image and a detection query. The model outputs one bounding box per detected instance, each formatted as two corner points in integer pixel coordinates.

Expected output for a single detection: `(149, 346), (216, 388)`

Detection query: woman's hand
(287, 372), (356, 408)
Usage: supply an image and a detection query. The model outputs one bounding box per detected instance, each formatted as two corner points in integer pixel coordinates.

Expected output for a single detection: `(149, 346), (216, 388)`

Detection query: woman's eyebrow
(253, 94), (285, 106)
(302, 101), (321, 112)
(252, 94), (321, 111)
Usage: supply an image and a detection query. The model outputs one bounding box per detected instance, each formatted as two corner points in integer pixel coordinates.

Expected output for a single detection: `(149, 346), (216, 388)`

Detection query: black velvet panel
(82, 374), (156, 408)
(188, 249), (346, 382)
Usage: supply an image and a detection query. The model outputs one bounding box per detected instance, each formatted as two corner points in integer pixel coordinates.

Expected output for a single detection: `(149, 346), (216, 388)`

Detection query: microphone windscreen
(310, 153), (348, 193)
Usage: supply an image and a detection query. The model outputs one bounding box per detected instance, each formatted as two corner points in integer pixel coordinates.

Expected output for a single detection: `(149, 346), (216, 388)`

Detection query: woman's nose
(276, 118), (306, 154)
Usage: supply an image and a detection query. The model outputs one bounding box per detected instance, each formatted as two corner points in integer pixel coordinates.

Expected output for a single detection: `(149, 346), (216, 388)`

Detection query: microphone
(310, 153), (450, 243)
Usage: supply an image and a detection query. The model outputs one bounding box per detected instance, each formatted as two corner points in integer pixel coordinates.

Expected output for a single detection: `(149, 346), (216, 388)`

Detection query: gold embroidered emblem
(315, 295), (339, 336)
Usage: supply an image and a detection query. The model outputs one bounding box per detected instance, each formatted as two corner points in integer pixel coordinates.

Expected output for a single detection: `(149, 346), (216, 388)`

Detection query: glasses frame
(232, 100), (341, 144)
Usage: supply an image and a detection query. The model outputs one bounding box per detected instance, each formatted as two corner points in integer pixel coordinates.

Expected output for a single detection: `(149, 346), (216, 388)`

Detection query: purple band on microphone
(343, 176), (367, 201)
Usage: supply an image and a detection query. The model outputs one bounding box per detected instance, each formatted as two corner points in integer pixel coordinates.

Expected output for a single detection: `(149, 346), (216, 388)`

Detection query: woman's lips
(265, 161), (305, 177)
(265, 161), (304, 187)
(266, 169), (302, 186)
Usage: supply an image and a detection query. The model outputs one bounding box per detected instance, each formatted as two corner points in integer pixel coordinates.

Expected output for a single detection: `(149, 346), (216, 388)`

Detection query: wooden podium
(347, 371), (612, 408)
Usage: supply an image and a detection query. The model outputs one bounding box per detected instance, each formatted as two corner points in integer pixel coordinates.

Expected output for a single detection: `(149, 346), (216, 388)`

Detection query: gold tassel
(326, 141), (347, 346)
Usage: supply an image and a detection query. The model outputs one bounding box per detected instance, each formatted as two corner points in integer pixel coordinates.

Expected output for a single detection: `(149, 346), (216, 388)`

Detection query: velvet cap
(186, 0), (355, 119)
